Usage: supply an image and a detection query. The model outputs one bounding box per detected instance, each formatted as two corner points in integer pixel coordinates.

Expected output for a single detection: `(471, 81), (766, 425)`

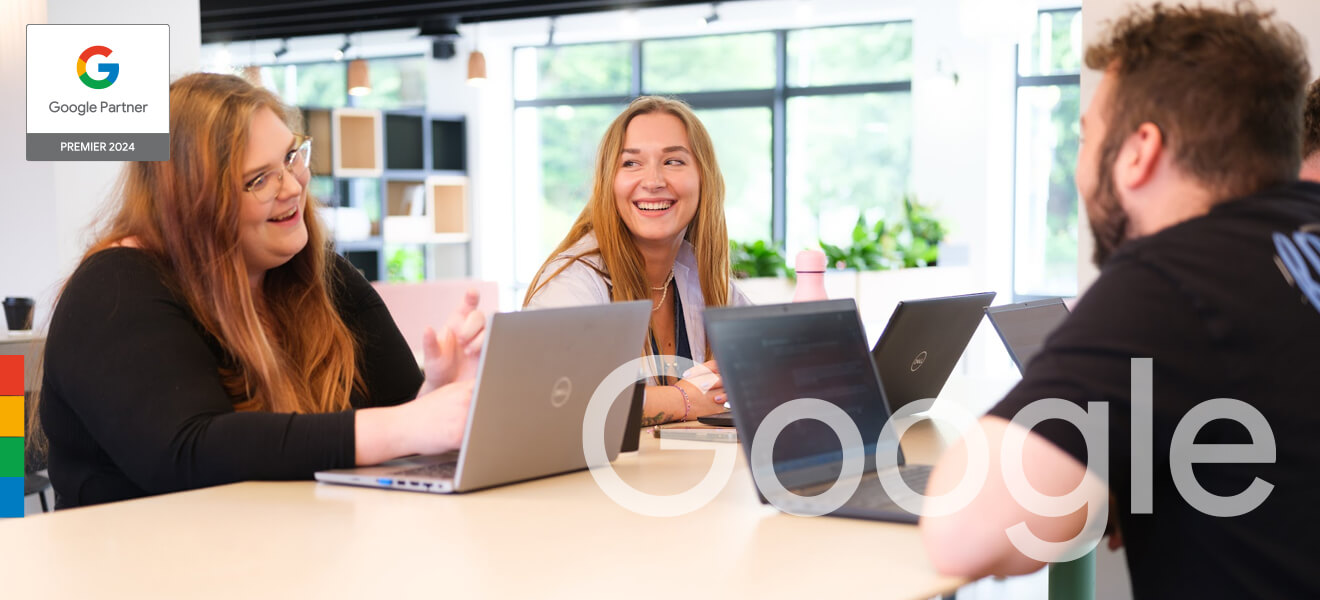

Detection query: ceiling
(200, 0), (744, 44)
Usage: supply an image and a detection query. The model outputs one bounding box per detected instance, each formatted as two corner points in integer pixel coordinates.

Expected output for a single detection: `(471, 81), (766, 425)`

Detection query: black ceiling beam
(200, 0), (741, 44)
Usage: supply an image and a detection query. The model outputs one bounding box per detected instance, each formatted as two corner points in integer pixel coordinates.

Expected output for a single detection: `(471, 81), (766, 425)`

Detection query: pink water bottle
(792, 249), (828, 302)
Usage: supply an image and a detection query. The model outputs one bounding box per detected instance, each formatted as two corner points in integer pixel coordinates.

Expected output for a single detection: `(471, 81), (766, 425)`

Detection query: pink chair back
(370, 280), (500, 360)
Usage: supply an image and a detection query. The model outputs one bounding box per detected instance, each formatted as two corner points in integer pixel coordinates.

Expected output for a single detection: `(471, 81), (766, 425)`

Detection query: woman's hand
(405, 378), (476, 456)
(419, 288), (486, 396)
(679, 359), (727, 418)
(641, 360), (727, 426)
(355, 378), (475, 465)
(353, 377), (472, 466)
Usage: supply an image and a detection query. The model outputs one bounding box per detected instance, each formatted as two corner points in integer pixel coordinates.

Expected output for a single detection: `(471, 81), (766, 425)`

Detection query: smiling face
(237, 106), (310, 283)
(613, 112), (701, 250)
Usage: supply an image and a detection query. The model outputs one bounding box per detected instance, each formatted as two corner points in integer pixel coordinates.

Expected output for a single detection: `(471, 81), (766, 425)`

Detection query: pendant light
(467, 24), (486, 87)
(347, 33), (371, 96)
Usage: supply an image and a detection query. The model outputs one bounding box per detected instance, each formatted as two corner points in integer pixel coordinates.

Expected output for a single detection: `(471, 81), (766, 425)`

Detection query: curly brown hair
(1305, 78), (1320, 158)
(1085, 2), (1311, 199)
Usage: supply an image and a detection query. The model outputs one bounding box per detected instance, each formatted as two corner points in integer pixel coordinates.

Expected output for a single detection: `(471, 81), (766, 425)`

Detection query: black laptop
(700, 291), (994, 426)
(705, 299), (933, 523)
(984, 297), (1070, 373)
(868, 291), (996, 414)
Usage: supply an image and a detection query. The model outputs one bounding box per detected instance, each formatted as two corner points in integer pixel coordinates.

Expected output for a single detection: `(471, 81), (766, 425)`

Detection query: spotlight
(432, 39), (457, 60)
(702, 3), (720, 27)
(272, 38), (289, 61)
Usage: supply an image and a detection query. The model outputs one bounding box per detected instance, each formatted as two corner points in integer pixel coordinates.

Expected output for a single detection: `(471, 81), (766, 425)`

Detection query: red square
(0, 355), (22, 396)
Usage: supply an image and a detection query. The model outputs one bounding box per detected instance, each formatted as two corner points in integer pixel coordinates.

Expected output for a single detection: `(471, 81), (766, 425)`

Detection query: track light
(334, 36), (351, 61)
(700, 3), (720, 27)
(272, 38), (289, 61)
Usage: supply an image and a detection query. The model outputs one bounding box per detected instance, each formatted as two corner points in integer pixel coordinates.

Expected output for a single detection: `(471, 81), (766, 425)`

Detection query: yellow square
(0, 396), (22, 437)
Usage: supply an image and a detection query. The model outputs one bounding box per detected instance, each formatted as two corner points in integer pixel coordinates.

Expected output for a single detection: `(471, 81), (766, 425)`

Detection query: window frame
(511, 22), (914, 287)
(243, 53), (427, 109)
(1011, 7), (1082, 302)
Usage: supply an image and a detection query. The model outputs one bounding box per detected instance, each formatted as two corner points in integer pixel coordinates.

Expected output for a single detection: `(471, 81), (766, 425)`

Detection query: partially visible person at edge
(34, 72), (485, 509)
(523, 96), (750, 426)
(921, 4), (1320, 598)
(1302, 77), (1320, 182)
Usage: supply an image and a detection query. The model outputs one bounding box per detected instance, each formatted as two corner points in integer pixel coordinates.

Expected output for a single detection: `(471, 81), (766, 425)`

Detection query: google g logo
(77, 46), (119, 89)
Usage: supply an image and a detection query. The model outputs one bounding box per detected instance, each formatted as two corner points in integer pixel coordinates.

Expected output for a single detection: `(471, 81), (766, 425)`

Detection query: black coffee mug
(4, 297), (34, 331)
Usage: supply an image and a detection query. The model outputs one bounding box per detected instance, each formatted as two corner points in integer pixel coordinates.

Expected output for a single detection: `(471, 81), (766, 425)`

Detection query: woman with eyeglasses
(33, 73), (482, 508)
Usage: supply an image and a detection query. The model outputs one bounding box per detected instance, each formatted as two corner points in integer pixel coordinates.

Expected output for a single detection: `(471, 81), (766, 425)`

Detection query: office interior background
(6, 0), (1320, 358)
(3, 1), (1320, 598)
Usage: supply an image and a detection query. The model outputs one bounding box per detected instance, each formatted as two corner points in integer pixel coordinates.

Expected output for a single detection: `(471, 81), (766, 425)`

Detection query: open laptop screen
(869, 291), (996, 413)
(707, 300), (900, 486)
(985, 298), (1070, 373)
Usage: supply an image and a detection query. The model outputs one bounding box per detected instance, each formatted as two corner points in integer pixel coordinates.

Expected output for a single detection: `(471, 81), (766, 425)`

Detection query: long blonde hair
(32, 73), (359, 454)
(524, 96), (732, 316)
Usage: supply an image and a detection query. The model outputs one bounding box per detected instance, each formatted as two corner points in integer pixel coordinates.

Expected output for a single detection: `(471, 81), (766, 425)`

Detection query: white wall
(0, 0), (201, 329)
(1, 0), (58, 326)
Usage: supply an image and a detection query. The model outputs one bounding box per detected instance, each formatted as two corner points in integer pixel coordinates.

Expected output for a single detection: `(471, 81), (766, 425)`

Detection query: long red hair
(73, 73), (358, 414)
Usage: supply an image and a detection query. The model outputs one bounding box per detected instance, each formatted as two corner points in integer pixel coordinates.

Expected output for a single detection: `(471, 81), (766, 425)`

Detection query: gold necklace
(650, 270), (675, 312)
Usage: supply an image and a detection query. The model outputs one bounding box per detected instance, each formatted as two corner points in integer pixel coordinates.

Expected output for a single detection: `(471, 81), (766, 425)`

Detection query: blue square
(0, 477), (23, 517)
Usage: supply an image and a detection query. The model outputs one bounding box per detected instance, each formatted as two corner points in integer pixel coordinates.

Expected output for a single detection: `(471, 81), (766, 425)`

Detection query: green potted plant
(729, 239), (791, 279)
(728, 240), (798, 303)
(898, 194), (947, 268)
(818, 195), (948, 272)
(820, 214), (904, 271)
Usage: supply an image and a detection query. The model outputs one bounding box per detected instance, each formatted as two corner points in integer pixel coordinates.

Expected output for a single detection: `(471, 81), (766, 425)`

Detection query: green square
(0, 437), (23, 477)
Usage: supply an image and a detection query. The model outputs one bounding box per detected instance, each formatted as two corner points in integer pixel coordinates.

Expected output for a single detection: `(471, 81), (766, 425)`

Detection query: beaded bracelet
(673, 384), (691, 421)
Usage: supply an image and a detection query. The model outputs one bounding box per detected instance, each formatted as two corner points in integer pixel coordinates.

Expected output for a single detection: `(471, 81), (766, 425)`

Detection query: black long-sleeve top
(40, 248), (423, 508)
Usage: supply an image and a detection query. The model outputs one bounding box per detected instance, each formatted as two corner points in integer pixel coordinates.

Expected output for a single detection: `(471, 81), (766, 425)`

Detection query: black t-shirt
(988, 181), (1320, 598)
(40, 248), (423, 508)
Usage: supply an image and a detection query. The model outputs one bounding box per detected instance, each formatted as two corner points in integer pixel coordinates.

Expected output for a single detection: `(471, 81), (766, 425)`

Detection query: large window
(244, 55), (427, 109)
(512, 23), (913, 288)
(1013, 9), (1082, 298)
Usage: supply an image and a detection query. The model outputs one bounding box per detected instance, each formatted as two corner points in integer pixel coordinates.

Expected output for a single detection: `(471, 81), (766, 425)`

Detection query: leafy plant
(386, 245), (425, 283)
(819, 195), (947, 271)
(820, 215), (903, 271)
(899, 195), (947, 268)
(730, 239), (791, 279)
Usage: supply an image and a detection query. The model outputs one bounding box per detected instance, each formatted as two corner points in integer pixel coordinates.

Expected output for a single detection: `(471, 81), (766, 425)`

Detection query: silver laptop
(316, 301), (651, 493)
(985, 297), (1070, 373)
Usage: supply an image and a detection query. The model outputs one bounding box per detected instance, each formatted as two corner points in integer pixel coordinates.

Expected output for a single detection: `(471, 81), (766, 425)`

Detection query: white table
(0, 420), (967, 599)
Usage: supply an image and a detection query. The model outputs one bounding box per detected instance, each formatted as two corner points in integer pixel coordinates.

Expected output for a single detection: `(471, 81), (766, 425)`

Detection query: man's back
(990, 181), (1320, 598)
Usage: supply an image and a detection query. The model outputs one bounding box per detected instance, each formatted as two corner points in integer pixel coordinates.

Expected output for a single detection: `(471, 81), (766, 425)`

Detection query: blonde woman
(35, 73), (482, 508)
(524, 96), (750, 426)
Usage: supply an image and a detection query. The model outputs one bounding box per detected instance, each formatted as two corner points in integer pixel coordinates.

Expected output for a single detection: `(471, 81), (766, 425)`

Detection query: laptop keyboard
(843, 465), (932, 513)
(393, 461), (457, 479)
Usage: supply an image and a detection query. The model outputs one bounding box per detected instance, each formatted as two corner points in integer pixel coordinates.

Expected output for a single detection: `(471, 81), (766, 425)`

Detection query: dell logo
(550, 376), (573, 408)
(910, 351), (928, 372)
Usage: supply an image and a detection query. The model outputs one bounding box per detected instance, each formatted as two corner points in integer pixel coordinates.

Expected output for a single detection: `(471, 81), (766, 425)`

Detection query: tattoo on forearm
(641, 412), (670, 427)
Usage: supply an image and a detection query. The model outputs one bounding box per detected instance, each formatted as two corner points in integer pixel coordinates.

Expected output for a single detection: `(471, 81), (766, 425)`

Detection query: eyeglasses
(243, 134), (312, 204)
